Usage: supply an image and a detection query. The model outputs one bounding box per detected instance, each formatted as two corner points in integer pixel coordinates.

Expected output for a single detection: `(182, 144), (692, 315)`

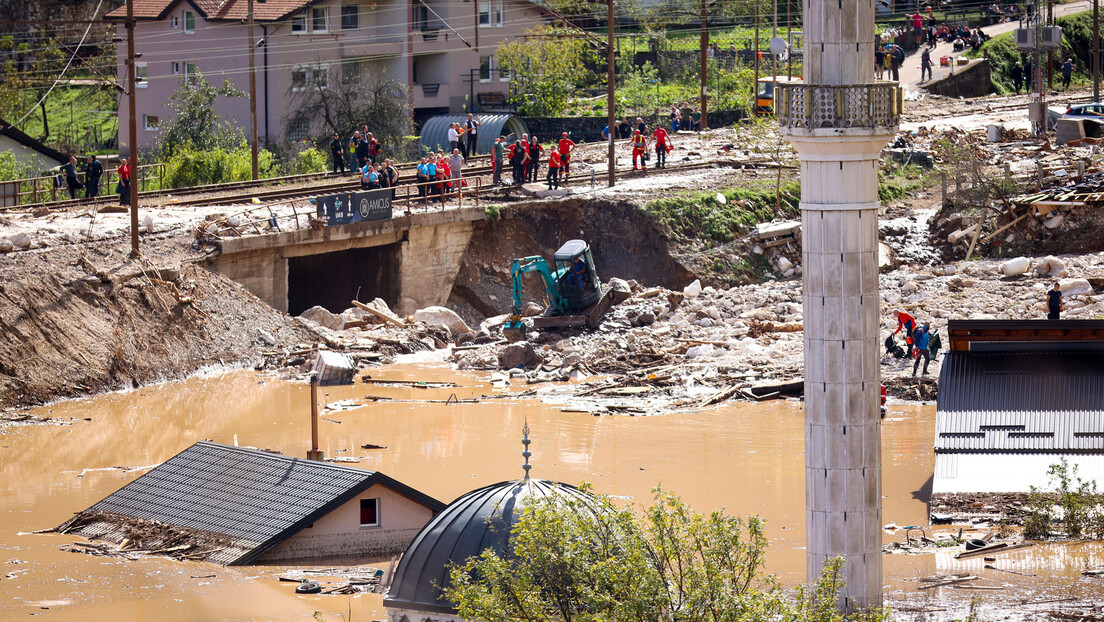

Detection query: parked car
(1063, 102), (1104, 118)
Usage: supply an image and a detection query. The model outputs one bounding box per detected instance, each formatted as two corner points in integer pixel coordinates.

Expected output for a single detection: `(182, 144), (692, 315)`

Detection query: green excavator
(502, 240), (615, 342)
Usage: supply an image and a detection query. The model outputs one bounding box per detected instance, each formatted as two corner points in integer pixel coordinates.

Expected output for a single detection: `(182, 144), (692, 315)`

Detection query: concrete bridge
(212, 207), (485, 316)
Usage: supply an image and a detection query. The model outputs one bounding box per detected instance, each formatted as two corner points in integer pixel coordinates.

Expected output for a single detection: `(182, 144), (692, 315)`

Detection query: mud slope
(448, 199), (695, 323)
(0, 251), (312, 407)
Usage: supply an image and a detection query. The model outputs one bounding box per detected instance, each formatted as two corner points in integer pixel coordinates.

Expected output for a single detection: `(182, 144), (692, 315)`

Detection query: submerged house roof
(58, 441), (445, 565)
(936, 349), (1104, 454)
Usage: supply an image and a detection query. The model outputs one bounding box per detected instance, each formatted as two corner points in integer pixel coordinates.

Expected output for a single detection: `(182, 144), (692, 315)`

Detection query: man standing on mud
(1047, 282), (1063, 319)
(492, 136), (505, 186)
(912, 323), (931, 377)
(329, 132), (345, 174)
(84, 155), (103, 199)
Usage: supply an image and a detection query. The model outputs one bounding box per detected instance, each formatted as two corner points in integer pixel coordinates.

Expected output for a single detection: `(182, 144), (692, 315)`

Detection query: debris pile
(55, 510), (236, 562)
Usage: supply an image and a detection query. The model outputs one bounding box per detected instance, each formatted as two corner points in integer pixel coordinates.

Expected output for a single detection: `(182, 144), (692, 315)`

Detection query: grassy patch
(12, 82), (118, 154)
(640, 182), (801, 245)
(879, 163), (936, 203)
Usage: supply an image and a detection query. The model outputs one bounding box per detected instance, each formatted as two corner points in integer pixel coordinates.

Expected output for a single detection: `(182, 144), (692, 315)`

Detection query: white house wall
(257, 483), (436, 562)
(934, 453), (1104, 494)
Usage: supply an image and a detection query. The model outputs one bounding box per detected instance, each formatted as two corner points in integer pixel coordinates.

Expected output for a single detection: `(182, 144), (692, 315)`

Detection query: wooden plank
(979, 213), (1030, 243)
(351, 300), (406, 327)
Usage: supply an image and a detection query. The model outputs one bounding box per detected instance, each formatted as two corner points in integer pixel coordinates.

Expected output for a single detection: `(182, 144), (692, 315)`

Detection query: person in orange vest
(652, 125), (672, 168)
(547, 147), (562, 190)
(630, 130), (648, 170)
(557, 132), (575, 183)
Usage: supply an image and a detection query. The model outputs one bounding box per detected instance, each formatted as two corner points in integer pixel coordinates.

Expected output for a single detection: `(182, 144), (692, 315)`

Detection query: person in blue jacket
(912, 323), (931, 377)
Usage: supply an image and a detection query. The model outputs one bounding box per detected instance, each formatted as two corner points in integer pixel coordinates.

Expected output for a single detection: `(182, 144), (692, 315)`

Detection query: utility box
(312, 351), (356, 386)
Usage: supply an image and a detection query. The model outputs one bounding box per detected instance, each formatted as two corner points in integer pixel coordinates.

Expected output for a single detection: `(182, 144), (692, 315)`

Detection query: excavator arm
(504, 256), (567, 342)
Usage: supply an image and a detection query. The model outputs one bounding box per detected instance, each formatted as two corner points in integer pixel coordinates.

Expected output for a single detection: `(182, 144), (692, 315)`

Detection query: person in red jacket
(547, 147), (562, 189)
(652, 125), (672, 168)
(557, 132), (575, 182)
(893, 308), (916, 354)
(117, 157), (131, 205)
(630, 130), (648, 170)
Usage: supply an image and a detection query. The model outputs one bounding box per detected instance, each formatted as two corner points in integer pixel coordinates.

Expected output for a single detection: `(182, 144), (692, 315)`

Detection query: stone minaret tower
(776, 0), (901, 610)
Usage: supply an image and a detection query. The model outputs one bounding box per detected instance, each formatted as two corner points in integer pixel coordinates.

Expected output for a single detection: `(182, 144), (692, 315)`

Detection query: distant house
(0, 118), (69, 172)
(933, 319), (1104, 494)
(104, 0), (548, 155)
(57, 441), (445, 564)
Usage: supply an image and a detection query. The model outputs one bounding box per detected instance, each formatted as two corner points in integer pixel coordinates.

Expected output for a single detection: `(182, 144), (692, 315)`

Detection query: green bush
(643, 184), (801, 244)
(0, 151), (31, 182)
(287, 146), (329, 175)
(163, 144), (275, 188)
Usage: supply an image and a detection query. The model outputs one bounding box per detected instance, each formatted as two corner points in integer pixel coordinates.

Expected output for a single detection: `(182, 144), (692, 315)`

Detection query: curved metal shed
(418, 114), (528, 156)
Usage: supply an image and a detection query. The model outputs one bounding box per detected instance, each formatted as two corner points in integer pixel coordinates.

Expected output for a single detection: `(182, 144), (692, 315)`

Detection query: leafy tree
(446, 486), (793, 621)
(154, 72), (247, 159)
(497, 26), (599, 116)
(285, 66), (414, 160)
(617, 60), (662, 118)
(0, 150), (31, 182)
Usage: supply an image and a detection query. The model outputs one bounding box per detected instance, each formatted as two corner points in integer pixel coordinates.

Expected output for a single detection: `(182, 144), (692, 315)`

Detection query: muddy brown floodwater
(2, 364), (1102, 621)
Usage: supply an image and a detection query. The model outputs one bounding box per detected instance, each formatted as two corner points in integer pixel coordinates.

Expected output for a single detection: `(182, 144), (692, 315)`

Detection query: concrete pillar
(778, 0), (900, 611)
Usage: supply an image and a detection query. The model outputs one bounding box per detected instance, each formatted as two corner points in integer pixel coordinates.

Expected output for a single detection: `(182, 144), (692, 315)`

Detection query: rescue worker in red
(547, 147), (562, 190)
(652, 125), (672, 168)
(893, 308), (916, 355)
(631, 130), (648, 170)
(557, 132), (575, 182)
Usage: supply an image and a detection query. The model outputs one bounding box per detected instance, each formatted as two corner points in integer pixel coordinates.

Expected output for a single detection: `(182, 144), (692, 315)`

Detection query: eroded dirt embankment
(447, 199), (695, 324)
(0, 239), (312, 407)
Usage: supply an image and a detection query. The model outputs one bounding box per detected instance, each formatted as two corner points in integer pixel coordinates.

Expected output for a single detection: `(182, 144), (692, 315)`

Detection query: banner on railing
(316, 188), (393, 225)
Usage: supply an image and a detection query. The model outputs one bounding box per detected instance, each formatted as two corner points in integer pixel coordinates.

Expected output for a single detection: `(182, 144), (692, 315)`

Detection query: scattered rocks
(497, 341), (543, 370)
(412, 306), (471, 336)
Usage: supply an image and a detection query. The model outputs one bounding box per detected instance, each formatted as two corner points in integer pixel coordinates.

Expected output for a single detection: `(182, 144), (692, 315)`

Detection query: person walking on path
(492, 136), (504, 186)
(652, 125), (672, 168)
(1061, 58), (1075, 90)
(920, 48), (933, 82)
(1047, 282), (1063, 319)
(630, 130), (648, 171)
(912, 323), (932, 377)
(84, 155), (103, 199)
(329, 132), (345, 174)
(117, 157), (130, 205)
(1011, 62), (1024, 93)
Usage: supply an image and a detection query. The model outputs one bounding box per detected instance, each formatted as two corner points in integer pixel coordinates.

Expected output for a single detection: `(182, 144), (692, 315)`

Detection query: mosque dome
(382, 477), (594, 615)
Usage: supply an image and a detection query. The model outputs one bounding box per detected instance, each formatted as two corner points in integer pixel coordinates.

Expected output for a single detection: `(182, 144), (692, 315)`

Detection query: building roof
(384, 478), (596, 614)
(0, 118), (69, 165)
(935, 350), (1104, 453)
(58, 441), (445, 565)
(105, 0), (318, 22)
(947, 319), (1104, 352)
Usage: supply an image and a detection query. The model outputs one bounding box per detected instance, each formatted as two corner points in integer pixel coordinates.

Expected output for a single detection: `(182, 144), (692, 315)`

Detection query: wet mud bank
(0, 242), (312, 407)
(447, 198), (695, 324)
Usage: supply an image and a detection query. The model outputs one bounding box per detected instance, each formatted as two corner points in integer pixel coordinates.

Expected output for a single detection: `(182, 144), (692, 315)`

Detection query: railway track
(12, 155), (493, 212)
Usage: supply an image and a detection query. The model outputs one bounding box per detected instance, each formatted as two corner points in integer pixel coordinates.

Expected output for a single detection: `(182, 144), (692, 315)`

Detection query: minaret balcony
(777, 82), (903, 135)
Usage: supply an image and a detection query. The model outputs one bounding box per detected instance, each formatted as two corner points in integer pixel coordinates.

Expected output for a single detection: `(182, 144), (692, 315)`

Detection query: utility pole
(126, 0), (139, 257)
(700, 0), (708, 130)
(248, 0), (259, 180)
(1094, 0), (1100, 101)
(606, 0), (615, 187)
(753, 0), (760, 103)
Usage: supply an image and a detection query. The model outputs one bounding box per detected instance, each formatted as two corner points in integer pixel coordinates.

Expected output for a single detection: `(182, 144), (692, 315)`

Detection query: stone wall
(923, 59), (992, 99)
(258, 527), (423, 562)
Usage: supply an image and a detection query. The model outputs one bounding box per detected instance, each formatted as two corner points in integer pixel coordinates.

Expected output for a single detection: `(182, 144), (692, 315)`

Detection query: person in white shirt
(448, 123), (460, 154)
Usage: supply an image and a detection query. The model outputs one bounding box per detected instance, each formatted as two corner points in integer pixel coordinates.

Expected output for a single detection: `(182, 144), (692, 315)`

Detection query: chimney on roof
(307, 372), (324, 461)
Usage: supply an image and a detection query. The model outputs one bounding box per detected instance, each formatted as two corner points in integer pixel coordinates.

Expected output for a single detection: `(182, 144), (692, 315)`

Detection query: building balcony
(777, 83), (902, 134)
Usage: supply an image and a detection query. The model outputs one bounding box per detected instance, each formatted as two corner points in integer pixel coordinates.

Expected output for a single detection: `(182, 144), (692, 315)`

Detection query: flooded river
(1, 364), (1101, 620)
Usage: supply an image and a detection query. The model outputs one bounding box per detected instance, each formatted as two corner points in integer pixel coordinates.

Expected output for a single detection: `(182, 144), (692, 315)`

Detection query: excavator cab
(552, 239), (600, 310)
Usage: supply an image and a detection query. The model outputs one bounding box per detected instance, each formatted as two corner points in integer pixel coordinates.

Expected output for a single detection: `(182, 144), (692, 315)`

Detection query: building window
(479, 1), (490, 26)
(184, 62), (198, 86)
(495, 0), (504, 26)
(359, 498), (379, 527)
(291, 12), (307, 33)
(135, 62), (148, 87)
(479, 56), (492, 82)
(341, 5), (359, 29)
(171, 15), (179, 28)
(341, 59), (360, 84)
(291, 66), (309, 90)
(183, 10), (195, 33)
(312, 64), (329, 89)
(312, 7), (329, 33)
(171, 61), (180, 74)
(287, 116), (311, 141)
(143, 115), (159, 130)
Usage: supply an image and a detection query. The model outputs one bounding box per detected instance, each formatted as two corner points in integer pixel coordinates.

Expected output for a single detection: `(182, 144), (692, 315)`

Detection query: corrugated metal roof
(384, 479), (596, 614)
(59, 441), (444, 565)
(935, 351), (1104, 453)
(419, 115), (528, 157)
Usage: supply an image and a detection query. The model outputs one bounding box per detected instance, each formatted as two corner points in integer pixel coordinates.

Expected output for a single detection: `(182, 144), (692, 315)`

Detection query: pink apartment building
(106, 0), (547, 154)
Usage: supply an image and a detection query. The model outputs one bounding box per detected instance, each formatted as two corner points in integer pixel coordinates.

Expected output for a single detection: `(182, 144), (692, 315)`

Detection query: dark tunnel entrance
(287, 243), (402, 316)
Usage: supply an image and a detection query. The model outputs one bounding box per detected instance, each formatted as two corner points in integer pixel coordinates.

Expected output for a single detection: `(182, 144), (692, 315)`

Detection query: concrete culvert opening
(287, 244), (401, 316)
